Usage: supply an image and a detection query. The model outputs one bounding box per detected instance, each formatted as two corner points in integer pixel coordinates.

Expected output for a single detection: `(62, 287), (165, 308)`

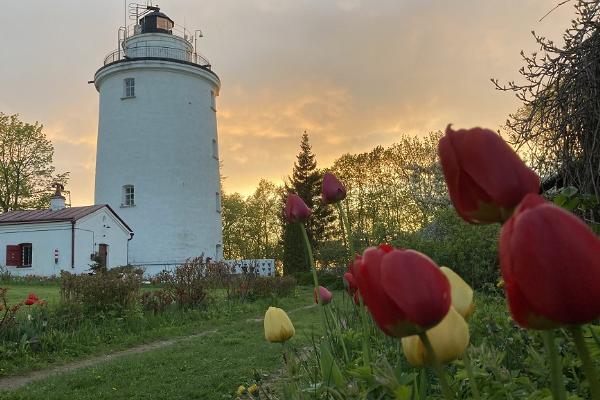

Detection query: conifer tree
(282, 132), (334, 274)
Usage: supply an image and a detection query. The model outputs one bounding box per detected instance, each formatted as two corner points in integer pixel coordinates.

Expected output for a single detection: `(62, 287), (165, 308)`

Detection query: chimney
(50, 183), (66, 211)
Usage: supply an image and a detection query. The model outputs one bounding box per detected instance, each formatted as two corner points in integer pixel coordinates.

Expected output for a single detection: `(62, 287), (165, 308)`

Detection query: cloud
(0, 0), (576, 203)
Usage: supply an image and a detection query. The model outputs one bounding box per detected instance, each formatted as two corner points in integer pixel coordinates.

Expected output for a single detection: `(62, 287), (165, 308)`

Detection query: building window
(216, 192), (221, 213)
(122, 184), (135, 207)
(123, 78), (135, 98)
(210, 91), (216, 111)
(212, 138), (218, 159)
(21, 244), (32, 267)
(6, 244), (32, 267)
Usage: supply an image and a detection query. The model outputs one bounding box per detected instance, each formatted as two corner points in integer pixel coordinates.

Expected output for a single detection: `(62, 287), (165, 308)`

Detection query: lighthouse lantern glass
(156, 17), (173, 31)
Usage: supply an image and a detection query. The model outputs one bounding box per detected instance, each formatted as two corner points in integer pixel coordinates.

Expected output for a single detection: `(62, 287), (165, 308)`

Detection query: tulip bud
(314, 286), (333, 305)
(264, 307), (295, 343)
(322, 172), (347, 204)
(354, 245), (451, 337)
(440, 267), (474, 320)
(402, 307), (470, 367)
(284, 193), (311, 223)
(438, 125), (540, 224)
(500, 193), (600, 329)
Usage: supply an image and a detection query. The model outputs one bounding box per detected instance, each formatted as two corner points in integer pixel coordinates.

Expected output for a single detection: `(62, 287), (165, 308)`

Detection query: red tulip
(342, 272), (360, 305)
(284, 193), (311, 223)
(353, 245), (451, 337)
(322, 172), (346, 204)
(500, 193), (600, 329)
(438, 125), (540, 224)
(24, 298), (37, 306)
(313, 286), (333, 305)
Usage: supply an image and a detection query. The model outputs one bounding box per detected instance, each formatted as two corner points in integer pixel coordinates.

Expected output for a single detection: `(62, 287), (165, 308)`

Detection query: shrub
(60, 268), (142, 314)
(228, 274), (297, 302)
(156, 257), (208, 309)
(140, 290), (174, 314)
(252, 276), (297, 298)
(393, 207), (500, 290)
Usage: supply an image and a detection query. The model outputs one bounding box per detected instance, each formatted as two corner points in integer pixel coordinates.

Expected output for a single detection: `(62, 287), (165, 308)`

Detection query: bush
(393, 207), (500, 290)
(140, 290), (175, 314)
(228, 274), (297, 302)
(156, 257), (208, 309)
(252, 276), (297, 298)
(60, 268), (142, 314)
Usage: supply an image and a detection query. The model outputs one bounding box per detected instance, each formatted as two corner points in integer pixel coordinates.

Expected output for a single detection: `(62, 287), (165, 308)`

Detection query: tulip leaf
(319, 342), (346, 392)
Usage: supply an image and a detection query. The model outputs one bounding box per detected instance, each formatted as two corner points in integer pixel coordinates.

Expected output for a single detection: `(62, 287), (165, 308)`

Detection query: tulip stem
(327, 305), (350, 363)
(541, 330), (567, 400)
(299, 223), (320, 298)
(418, 332), (455, 400)
(335, 202), (355, 258)
(462, 348), (481, 400)
(357, 295), (372, 368)
(569, 325), (600, 400)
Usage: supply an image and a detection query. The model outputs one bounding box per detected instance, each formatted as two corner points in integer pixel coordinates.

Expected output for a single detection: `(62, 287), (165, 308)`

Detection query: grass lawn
(0, 286), (331, 399)
(4, 284), (61, 306)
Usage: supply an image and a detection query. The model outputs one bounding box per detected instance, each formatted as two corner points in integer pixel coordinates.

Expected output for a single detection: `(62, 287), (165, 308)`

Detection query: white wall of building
(75, 208), (132, 269)
(0, 222), (72, 276)
(94, 44), (223, 267)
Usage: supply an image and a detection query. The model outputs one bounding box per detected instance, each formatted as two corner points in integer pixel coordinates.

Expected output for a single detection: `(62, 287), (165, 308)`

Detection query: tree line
(222, 130), (450, 273)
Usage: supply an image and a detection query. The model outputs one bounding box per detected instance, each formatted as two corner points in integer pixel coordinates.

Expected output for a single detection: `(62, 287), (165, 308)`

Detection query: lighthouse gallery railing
(103, 46), (211, 69)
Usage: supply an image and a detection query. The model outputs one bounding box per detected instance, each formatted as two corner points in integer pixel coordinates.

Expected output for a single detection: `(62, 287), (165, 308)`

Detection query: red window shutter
(6, 245), (21, 267)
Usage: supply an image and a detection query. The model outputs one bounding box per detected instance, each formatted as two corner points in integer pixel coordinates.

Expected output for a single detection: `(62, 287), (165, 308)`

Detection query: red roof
(0, 205), (133, 232)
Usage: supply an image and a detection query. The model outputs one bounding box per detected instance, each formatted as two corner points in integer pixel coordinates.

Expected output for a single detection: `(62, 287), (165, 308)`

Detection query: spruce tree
(282, 132), (334, 275)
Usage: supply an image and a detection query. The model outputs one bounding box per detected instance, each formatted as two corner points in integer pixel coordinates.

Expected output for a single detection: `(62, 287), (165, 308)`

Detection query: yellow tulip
(264, 307), (295, 343)
(248, 384), (259, 395)
(236, 385), (246, 396)
(441, 266), (474, 319)
(402, 307), (470, 367)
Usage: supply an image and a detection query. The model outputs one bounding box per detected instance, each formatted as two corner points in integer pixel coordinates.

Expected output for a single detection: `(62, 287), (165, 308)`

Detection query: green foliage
(155, 257), (208, 309)
(331, 132), (448, 249)
(0, 113), (69, 211)
(222, 180), (283, 260)
(283, 222), (309, 275)
(227, 274), (297, 302)
(394, 207), (500, 290)
(60, 269), (142, 315)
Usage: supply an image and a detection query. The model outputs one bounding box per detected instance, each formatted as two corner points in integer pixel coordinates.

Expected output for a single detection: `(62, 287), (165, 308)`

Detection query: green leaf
(319, 342), (346, 392)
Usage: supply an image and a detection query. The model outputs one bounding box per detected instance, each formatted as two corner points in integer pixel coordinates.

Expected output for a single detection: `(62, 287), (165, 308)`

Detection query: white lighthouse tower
(93, 6), (222, 271)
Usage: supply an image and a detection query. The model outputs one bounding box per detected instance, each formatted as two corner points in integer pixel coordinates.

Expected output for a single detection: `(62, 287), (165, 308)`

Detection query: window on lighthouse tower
(122, 185), (135, 207)
(123, 78), (135, 98)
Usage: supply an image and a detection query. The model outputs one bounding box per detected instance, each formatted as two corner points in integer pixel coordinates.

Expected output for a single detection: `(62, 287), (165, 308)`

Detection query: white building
(93, 7), (223, 272)
(0, 189), (133, 276)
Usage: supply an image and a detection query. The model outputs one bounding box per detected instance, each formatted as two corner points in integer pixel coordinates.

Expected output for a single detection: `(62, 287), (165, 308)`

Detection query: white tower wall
(94, 30), (222, 269)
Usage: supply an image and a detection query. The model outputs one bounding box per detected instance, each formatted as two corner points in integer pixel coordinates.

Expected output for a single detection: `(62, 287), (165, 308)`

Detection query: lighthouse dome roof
(140, 10), (175, 34)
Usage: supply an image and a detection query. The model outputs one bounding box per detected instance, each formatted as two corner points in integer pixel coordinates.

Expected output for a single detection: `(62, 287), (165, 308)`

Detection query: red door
(98, 244), (108, 268)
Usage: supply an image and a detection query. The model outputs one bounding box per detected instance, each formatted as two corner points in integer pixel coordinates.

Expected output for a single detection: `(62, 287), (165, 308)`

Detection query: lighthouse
(93, 6), (222, 271)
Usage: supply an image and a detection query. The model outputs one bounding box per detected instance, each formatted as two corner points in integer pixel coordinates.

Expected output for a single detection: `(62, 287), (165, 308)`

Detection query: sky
(0, 0), (575, 205)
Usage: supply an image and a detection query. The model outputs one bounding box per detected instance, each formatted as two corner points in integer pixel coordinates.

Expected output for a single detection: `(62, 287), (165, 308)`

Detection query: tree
(282, 133), (334, 274)
(222, 180), (284, 260)
(493, 0), (600, 212)
(0, 113), (68, 212)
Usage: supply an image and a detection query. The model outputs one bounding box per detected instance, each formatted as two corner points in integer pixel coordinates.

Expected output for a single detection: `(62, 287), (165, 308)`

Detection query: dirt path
(0, 303), (317, 391)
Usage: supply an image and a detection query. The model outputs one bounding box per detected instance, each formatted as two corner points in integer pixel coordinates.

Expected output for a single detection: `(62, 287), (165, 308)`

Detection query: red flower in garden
(313, 286), (333, 305)
(284, 193), (311, 223)
(353, 245), (451, 337)
(500, 193), (600, 329)
(322, 172), (346, 204)
(343, 271), (360, 305)
(24, 293), (39, 306)
(438, 125), (540, 224)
